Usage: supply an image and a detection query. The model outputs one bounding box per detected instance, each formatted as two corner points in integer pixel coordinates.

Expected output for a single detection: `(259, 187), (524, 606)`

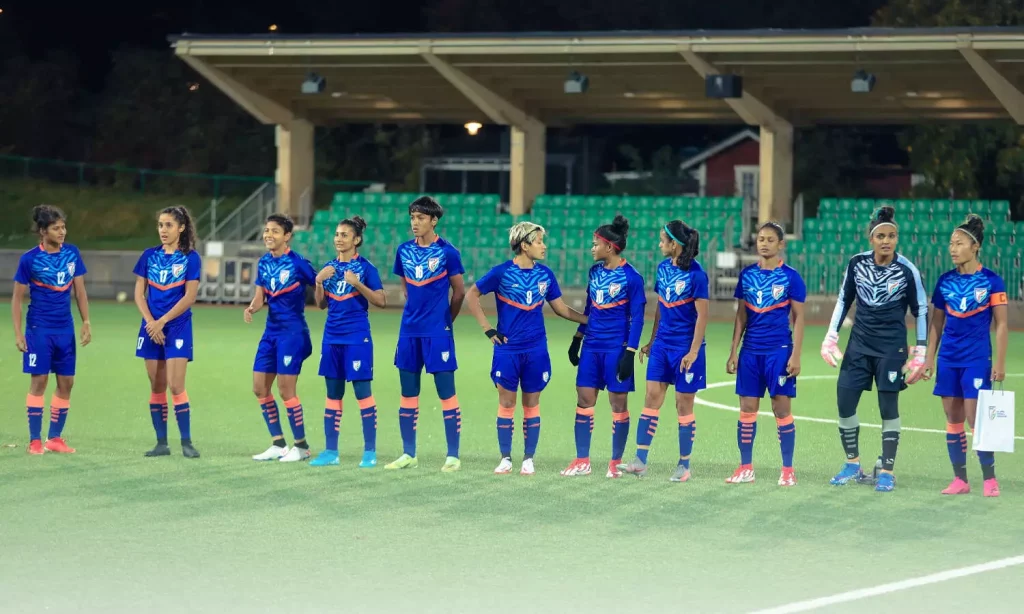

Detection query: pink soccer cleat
(941, 477), (971, 495)
(984, 478), (1000, 498)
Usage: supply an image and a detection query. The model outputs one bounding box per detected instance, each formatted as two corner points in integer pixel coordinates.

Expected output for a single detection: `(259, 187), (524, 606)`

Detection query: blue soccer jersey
(133, 247), (202, 325)
(578, 260), (646, 350)
(322, 255), (384, 345)
(14, 244), (87, 332)
(932, 266), (1007, 367)
(475, 261), (563, 353)
(653, 258), (709, 350)
(393, 236), (464, 338)
(734, 262), (807, 353)
(256, 249), (316, 335)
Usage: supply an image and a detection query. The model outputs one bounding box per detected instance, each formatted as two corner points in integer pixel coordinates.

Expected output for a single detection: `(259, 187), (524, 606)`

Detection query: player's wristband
(485, 328), (499, 339)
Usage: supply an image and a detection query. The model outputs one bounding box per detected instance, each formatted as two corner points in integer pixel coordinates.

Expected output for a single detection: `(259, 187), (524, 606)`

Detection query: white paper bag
(973, 389), (1015, 453)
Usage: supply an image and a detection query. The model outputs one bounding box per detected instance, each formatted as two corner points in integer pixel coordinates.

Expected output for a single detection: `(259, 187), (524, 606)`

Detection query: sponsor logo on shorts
(175, 339), (184, 349)
(685, 372), (694, 384)
(441, 351), (450, 362)
(974, 378), (983, 389)
(352, 360), (362, 371)
(778, 375), (788, 387)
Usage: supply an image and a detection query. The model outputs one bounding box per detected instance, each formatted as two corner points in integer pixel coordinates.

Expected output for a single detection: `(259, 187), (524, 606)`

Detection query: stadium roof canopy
(171, 28), (1024, 126)
(169, 28), (1024, 222)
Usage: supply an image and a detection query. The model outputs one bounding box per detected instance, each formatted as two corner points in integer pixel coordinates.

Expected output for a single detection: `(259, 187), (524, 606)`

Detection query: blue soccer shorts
(24, 330), (77, 376)
(576, 346), (634, 393)
(646, 342), (706, 394)
(319, 339), (375, 382)
(253, 331), (313, 376)
(394, 336), (458, 374)
(933, 362), (991, 400)
(136, 317), (194, 362)
(492, 349), (552, 393)
(735, 347), (797, 399)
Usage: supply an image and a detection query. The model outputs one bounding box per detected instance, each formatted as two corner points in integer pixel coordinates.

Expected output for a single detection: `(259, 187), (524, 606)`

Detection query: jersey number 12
(57, 272), (66, 285)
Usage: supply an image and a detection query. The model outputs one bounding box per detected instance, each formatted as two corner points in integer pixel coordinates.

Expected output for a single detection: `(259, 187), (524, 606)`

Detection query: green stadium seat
(549, 195), (567, 209)
(727, 197), (744, 212)
(838, 219), (857, 234)
(819, 198), (837, 214)
(583, 195), (601, 209)
(786, 241), (804, 255)
(912, 200), (932, 217)
(481, 194), (499, 207)
(533, 195), (551, 210)
(838, 198), (856, 213)
(362, 193), (380, 206)
(856, 199), (875, 215)
(991, 200), (1010, 219)
(567, 196), (584, 208)
(313, 210), (330, 225)
(951, 200), (970, 216)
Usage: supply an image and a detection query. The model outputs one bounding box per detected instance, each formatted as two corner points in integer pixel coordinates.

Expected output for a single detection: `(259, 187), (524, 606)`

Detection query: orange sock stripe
(325, 399), (342, 411)
(678, 414), (695, 425)
(172, 392), (189, 406)
(776, 415), (795, 427)
(150, 392), (168, 404)
(27, 394), (45, 407)
(576, 406), (595, 416)
(50, 396), (71, 409)
(358, 396), (376, 410)
(258, 395), (275, 405)
(739, 412), (758, 423)
(613, 411), (630, 423)
(400, 396), (419, 408)
(523, 405), (540, 419)
(441, 396), (460, 411)
(641, 407), (660, 417)
(283, 396), (301, 409)
(947, 422), (965, 434)
(498, 406), (515, 419)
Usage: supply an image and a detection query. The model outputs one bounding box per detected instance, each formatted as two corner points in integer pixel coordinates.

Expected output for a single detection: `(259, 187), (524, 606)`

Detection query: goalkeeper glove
(568, 336), (582, 367)
(820, 331), (843, 368)
(616, 349), (636, 382)
(903, 345), (927, 384)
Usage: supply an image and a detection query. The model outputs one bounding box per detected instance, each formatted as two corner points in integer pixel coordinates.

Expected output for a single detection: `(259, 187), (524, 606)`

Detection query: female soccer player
(246, 213), (318, 463)
(724, 222), (806, 486)
(12, 205), (91, 455)
(562, 215), (646, 479)
(465, 221), (588, 476)
(618, 220), (707, 483)
(386, 196), (467, 473)
(134, 205), (201, 458)
(923, 214), (1008, 497)
(820, 206), (928, 492)
(310, 216), (386, 468)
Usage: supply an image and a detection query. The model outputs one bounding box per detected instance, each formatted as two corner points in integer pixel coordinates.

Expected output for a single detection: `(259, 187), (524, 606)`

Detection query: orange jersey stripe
(402, 271), (448, 287)
(326, 290), (359, 302)
(593, 298), (628, 310)
(31, 280), (73, 292)
(743, 299), (790, 314)
(496, 294), (543, 311)
(149, 279), (186, 291)
(659, 296), (695, 309)
(264, 281), (301, 297)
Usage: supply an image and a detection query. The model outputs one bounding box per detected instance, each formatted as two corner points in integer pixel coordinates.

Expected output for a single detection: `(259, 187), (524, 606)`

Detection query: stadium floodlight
(464, 121), (482, 136)
(564, 71), (589, 94)
(301, 72), (326, 94)
(851, 70), (876, 93)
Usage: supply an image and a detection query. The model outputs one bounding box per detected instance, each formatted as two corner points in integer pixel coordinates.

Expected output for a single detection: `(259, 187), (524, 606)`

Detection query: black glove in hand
(617, 349), (636, 382)
(568, 336), (582, 367)
(485, 328), (507, 344)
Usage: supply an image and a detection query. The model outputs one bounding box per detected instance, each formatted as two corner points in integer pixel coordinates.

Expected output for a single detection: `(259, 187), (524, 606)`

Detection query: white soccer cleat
(252, 445), (288, 461)
(279, 446), (311, 462)
(494, 457), (513, 474)
(820, 331), (843, 368)
(520, 458), (535, 476)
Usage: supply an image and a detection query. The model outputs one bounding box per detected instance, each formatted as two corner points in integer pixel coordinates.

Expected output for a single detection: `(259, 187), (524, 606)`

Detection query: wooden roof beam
(679, 46), (791, 132)
(176, 53), (294, 125)
(957, 38), (1024, 125)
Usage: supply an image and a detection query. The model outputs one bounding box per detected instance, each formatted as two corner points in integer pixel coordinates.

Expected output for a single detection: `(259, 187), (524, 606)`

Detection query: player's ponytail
(868, 205), (898, 234)
(340, 215), (367, 248)
(31, 204), (66, 234)
(955, 213), (985, 249)
(161, 206), (198, 255)
(594, 214), (629, 253)
(665, 219), (700, 269)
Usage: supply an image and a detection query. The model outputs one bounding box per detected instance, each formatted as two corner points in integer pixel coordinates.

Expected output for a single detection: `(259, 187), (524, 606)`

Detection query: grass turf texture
(2, 303), (1023, 613)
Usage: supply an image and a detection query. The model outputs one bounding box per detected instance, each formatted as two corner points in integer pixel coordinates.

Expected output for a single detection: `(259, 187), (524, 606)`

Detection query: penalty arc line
(692, 373), (1024, 441)
(747, 553), (1024, 614)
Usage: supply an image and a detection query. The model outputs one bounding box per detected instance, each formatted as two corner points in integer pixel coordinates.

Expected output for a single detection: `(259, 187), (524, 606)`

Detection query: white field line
(748, 554), (1024, 614)
(693, 373), (1024, 441)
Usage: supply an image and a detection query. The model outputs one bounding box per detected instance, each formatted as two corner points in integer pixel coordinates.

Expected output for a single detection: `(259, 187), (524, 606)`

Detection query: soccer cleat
(669, 465), (691, 482)
(560, 458), (592, 477)
(725, 464), (755, 484)
(830, 462), (866, 485)
(778, 467), (797, 487)
(279, 446), (310, 462)
(384, 454), (418, 470)
(252, 444), (288, 461)
(441, 457), (461, 473)
(617, 457), (648, 478)
(309, 450), (340, 467)
(359, 450), (377, 468)
(494, 457), (513, 474)
(28, 440), (44, 455)
(874, 472), (895, 492)
(941, 477), (970, 495)
(984, 478), (1000, 497)
(520, 458), (535, 476)
(606, 460), (622, 479)
(181, 442), (201, 459)
(44, 437), (75, 454)
(145, 444), (171, 457)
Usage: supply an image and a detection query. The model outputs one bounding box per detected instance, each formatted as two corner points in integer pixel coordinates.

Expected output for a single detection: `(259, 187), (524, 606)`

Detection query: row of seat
(818, 197), (1012, 219)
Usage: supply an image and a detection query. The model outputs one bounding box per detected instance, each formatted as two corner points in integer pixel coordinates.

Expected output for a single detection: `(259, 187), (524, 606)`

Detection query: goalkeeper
(819, 206), (928, 492)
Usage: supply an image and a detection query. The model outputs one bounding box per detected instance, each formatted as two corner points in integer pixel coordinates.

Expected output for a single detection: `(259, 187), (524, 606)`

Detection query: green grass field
(2, 303), (1023, 613)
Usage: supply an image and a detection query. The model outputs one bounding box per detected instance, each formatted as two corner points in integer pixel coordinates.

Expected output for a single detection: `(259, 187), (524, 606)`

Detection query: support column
(758, 123), (794, 225)
(276, 119), (314, 224)
(509, 124), (546, 216)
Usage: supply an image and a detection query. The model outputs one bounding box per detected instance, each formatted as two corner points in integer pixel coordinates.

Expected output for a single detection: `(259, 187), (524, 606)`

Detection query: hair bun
(611, 214), (630, 237)
(351, 215), (367, 232)
(874, 205), (896, 223)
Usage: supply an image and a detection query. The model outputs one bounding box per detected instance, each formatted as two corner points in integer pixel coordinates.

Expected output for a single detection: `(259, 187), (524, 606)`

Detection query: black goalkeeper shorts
(838, 351), (906, 392)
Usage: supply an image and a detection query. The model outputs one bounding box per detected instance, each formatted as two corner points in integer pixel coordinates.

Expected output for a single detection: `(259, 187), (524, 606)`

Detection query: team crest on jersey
(975, 288), (988, 304)
(428, 257), (440, 273)
(974, 378), (984, 389)
(538, 281), (548, 296)
(609, 283), (621, 298)
(887, 280), (900, 295)
(778, 375), (788, 387)
(675, 280), (686, 296)
(67, 262), (76, 276)
(772, 284), (786, 300)
(172, 263), (184, 277)
(284, 356), (292, 366)
(279, 270), (290, 285)
(441, 351), (450, 362)
(888, 371), (898, 382)
(352, 360), (362, 371)
(175, 339), (183, 349)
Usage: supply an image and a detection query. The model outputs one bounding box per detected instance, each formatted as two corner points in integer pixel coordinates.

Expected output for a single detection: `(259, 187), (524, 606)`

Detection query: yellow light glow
(269, 24), (278, 32)
(465, 121), (482, 135)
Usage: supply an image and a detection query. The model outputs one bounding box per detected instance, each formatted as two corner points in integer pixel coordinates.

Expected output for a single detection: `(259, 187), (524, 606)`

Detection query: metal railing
(207, 183), (276, 242)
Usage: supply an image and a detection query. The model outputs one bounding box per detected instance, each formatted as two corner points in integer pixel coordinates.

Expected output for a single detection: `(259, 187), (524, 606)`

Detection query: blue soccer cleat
(359, 450), (377, 468)
(875, 472), (895, 492)
(309, 450), (339, 467)
(830, 462), (866, 485)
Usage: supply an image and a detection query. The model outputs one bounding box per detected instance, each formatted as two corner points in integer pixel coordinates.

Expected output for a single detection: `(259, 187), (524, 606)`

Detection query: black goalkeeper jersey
(828, 251), (928, 359)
